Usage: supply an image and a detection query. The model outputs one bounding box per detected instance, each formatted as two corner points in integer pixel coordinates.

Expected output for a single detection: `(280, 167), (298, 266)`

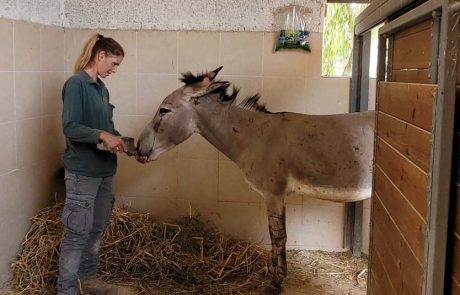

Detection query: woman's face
(96, 51), (123, 78)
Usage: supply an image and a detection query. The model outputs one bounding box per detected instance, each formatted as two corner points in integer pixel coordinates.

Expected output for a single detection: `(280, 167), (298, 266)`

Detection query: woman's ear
(97, 50), (107, 61)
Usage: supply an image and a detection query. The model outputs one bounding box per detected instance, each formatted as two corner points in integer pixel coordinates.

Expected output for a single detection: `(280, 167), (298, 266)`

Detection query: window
(322, 3), (368, 77)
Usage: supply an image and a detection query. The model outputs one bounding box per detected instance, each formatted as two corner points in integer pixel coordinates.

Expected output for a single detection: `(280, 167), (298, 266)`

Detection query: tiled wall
(0, 19), (66, 284)
(0, 19), (370, 285)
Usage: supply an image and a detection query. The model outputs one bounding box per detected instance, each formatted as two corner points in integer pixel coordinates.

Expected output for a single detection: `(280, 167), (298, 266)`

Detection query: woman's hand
(135, 155), (150, 164)
(99, 131), (126, 154)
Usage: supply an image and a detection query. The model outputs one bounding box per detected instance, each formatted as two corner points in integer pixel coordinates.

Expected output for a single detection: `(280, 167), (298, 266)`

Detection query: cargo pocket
(64, 172), (82, 195)
(61, 197), (92, 234)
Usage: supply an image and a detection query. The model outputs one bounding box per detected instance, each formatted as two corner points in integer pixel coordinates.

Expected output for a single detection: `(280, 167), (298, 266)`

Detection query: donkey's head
(137, 66), (229, 160)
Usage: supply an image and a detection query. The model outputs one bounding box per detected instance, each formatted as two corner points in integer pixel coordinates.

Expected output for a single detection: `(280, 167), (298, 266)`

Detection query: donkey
(137, 66), (375, 294)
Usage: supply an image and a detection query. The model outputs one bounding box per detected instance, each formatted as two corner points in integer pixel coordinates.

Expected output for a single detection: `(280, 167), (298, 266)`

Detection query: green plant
(322, 3), (368, 77)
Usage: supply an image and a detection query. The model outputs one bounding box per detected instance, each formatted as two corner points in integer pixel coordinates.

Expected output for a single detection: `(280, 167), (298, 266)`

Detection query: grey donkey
(137, 66), (374, 294)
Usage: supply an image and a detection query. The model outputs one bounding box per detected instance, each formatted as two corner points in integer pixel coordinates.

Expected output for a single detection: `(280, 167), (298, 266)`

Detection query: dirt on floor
(1, 250), (367, 295)
(126, 249), (368, 294)
(280, 250), (368, 295)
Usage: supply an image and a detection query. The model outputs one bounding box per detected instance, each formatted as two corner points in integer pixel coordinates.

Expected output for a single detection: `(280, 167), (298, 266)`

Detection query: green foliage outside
(322, 3), (368, 77)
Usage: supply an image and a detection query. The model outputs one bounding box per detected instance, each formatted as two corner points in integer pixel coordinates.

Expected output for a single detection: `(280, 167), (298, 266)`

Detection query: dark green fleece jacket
(62, 70), (121, 177)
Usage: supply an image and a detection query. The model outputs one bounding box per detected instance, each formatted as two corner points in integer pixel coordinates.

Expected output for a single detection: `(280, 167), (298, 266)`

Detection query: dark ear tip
(208, 66), (224, 81)
(210, 66), (223, 75)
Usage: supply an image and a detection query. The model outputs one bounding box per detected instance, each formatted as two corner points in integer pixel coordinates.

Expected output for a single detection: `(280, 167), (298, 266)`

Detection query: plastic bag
(275, 5), (311, 52)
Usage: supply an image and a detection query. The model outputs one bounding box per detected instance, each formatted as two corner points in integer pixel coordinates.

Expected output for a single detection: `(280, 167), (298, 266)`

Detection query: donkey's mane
(180, 71), (206, 85)
(180, 71), (269, 113)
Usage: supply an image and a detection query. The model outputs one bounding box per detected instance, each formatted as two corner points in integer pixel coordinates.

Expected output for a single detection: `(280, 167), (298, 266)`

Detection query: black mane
(180, 71), (269, 113)
(218, 85), (269, 113)
(180, 71), (206, 85)
(238, 94), (268, 113)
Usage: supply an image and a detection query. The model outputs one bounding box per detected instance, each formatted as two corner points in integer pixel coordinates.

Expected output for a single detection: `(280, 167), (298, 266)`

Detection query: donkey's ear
(208, 66), (223, 81)
(205, 81), (229, 93)
(186, 81), (229, 99)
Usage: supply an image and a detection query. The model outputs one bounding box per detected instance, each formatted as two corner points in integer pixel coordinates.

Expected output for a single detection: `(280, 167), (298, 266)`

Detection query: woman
(58, 33), (142, 295)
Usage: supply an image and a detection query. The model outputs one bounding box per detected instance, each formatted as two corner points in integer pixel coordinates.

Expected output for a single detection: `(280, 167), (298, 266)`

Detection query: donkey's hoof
(258, 284), (282, 295)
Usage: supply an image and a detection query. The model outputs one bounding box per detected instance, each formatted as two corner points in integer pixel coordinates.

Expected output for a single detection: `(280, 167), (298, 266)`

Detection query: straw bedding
(10, 203), (270, 294)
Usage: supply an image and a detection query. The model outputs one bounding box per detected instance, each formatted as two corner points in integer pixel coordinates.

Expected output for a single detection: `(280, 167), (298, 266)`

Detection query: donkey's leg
(264, 196), (287, 294)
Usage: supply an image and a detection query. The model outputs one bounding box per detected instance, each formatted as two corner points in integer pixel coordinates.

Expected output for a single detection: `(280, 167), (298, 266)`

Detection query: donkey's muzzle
(137, 127), (155, 158)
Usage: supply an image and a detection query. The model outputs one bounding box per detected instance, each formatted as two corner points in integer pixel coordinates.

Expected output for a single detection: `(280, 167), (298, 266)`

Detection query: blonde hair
(73, 33), (125, 74)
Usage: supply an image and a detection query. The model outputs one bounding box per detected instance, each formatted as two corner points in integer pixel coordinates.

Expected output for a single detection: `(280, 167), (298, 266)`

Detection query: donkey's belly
(286, 177), (371, 202)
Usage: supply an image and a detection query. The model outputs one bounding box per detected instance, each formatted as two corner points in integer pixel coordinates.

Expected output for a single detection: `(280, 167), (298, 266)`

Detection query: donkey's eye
(159, 107), (171, 116)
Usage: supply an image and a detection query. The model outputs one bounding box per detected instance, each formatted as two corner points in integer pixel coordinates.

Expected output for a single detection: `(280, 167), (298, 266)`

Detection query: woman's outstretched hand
(99, 131), (126, 154)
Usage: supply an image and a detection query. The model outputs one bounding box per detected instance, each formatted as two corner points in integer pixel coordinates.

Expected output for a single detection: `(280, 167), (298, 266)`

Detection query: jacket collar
(78, 69), (105, 87)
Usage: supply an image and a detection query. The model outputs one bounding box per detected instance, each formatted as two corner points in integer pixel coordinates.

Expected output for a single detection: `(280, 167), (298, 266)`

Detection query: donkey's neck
(194, 100), (266, 163)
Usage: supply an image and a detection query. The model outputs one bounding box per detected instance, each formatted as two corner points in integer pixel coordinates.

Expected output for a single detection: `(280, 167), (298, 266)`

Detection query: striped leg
(262, 196), (287, 294)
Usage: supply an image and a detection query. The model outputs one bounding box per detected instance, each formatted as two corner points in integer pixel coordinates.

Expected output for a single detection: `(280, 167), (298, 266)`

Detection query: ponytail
(73, 33), (125, 74)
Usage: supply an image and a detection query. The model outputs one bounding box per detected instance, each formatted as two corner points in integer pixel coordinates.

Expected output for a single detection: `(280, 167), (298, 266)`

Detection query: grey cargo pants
(57, 169), (115, 295)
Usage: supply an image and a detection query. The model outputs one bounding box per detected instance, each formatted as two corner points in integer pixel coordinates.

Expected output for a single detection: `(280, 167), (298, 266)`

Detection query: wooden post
(423, 1), (458, 294)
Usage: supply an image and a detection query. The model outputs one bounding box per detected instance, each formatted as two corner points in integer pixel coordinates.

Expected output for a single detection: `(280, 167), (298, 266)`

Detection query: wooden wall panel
(375, 138), (428, 218)
(373, 198), (424, 295)
(451, 278), (460, 295)
(374, 167), (426, 261)
(450, 280), (460, 295)
(391, 69), (430, 84)
(370, 250), (398, 295)
(371, 81), (434, 295)
(377, 112), (432, 172)
(378, 82), (436, 132)
(393, 19), (432, 39)
(392, 20), (431, 70)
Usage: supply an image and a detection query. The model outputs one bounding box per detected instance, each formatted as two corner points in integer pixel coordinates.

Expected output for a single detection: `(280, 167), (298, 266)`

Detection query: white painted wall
(0, 0), (324, 32)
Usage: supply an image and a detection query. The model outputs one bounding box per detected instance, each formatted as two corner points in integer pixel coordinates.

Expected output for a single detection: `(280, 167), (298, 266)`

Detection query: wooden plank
(451, 277), (460, 295)
(378, 0), (441, 37)
(370, 249), (398, 295)
(372, 213), (406, 295)
(375, 138), (429, 218)
(391, 69), (430, 84)
(423, 4), (459, 292)
(394, 19), (432, 39)
(355, 0), (414, 35)
(378, 82), (436, 132)
(392, 25), (431, 70)
(375, 167), (426, 262)
(377, 112), (432, 172)
(355, 0), (388, 25)
(372, 197), (424, 295)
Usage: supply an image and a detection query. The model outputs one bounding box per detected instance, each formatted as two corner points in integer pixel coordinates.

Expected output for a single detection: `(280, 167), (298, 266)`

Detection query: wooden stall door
(369, 19), (436, 295)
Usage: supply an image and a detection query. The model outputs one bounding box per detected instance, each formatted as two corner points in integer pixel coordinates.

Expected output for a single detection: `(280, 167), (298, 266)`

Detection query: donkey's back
(237, 110), (375, 202)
